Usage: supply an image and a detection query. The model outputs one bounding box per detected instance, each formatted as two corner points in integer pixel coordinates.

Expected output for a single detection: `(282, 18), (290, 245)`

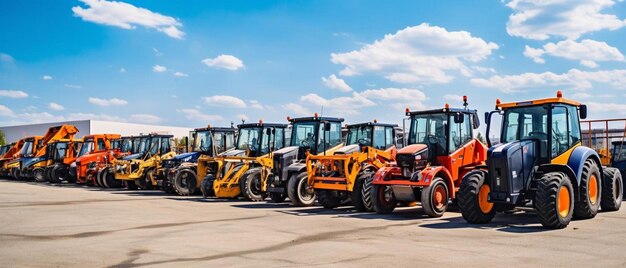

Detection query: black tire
(457, 170), (496, 224)
(32, 167), (45, 182)
(96, 169), (105, 187)
(351, 172), (370, 212)
(269, 192), (287, 203)
(372, 184), (397, 214)
(287, 172), (316, 207)
(172, 168), (197, 196)
(574, 159), (601, 219)
(201, 174), (215, 197)
(240, 168), (267, 201)
(44, 166), (53, 182)
(535, 172), (574, 229)
(317, 190), (341, 209)
(421, 177), (449, 218)
(49, 166), (64, 183)
(104, 170), (122, 188)
(124, 180), (137, 190)
(361, 172), (375, 212)
(11, 168), (21, 180)
(601, 167), (623, 211)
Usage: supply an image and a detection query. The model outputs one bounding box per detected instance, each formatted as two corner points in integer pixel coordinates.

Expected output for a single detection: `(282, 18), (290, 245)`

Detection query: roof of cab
(496, 91), (582, 109)
(347, 121), (398, 128)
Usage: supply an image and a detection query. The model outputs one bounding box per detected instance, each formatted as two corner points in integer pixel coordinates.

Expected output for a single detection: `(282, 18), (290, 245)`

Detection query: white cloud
(0, 105), (13, 116)
(249, 100), (264, 109)
(0, 90), (28, 98)
(129, 114), (162, 124)
(42, 75), (52, 80)
(15, 112), (65, 123)
(88, 97), (128, 106)
(72, 0), (185, 39)
(202, 55), (244, 71)
(299, 92), (376, 115)
(0, 53), (14, 63)
(321, 74), (352, 92)
(587, 102), (626, 115)
(48, 102), (65, 111)
(330, 23), (498, 84)
(282, 103), (312, 117)
(506, 0), (626, 40)
(443, 94), (464, 102)
(178, 109), (223, 121)
(360, 88), (428, 109)
(471, 68), (626, 92)
(524, 39), (624, 67)
(153, 64), (167, 72)
(173, 71), (188, 77)
(64, 84), (82, 89)
(203, 95), (246, 108)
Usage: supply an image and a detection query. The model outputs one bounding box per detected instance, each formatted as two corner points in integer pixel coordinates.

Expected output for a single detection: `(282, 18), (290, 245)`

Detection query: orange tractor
(21, 125), (80, 182)
(369, 97), (488, 217)
(43, 138), (83, 183)
(305, 121), (398, 210)
(6, 135), (45, 180)
(0, 139), (24, 177)
(74, 134), (123, 186)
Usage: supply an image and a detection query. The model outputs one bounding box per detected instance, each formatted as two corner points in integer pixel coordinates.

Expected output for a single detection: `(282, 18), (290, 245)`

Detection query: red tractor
(368, 97), (487, 217)
(74, 134), (125, 187)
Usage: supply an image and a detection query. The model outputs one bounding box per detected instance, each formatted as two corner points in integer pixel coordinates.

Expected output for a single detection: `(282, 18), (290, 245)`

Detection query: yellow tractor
(253, 114), (345, 205)
(198, 121), (288, 199)
(162, 126), (236, 195)
(306, 121), (398, 210)
(114, 134), (176, 189)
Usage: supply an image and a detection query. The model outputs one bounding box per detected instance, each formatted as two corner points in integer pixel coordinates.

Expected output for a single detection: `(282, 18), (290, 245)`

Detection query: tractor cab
(47, 140), (81, 164)
(145, 134), (174, 158)
(288, 115), (344, 159)
(235, 122), (288, 157)
(18, 136), (43, 158)
(190, 127), (236, 156)
(345, 122), (397, 151)
(0, 144), (10, 156)
(611, 141), (626, 174)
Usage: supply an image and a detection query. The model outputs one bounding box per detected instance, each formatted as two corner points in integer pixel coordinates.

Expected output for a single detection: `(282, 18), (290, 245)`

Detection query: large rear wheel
(372, 184), (397, 214)
(360, 172), (376, 212)
(535, 172), (573, 229)
(172, 168), (197, 196)
(601, 167), (623, 211)
(240, 168), (267, 201)
(200, 174), (215, 197)
(33, 167), (46, 182)
(351, 172), (371, 212)
(421, 177), (449, 218)
(458, 170), (496, 224)
(574, 159), (601, 219)
(287, 172), (316, 207)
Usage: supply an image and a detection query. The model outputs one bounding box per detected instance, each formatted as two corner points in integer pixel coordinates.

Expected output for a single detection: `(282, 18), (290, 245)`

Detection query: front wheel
(360, 172), (376, 212)
(173, 169), (197, 196)
(33, 167), (46, 182)
(317, 190), (342, 209)
(601, 167), (623, 211)
(457, 170), (496, 224)
(421, 177), (449, 218)
(535, 172), (574, 229)
(372, 184), (397, 214)
(573, 159), (601, 219)
(351, 172), (371, 212)
(287, 172), (316, 207)
(240, 168), (267, 201)
(201, 174), (215, 198)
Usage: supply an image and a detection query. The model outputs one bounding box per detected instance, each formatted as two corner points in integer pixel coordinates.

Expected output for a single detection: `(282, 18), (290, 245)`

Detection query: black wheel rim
(379, 186), (394, 206)
(298, 177), (313, 202)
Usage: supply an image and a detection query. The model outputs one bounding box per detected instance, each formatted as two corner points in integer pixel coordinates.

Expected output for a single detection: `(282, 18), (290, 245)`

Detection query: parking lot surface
(1, 179), (625, 267)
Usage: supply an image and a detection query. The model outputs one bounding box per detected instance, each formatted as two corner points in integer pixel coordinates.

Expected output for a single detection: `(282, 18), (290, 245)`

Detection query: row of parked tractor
(0, 91), (624, 229)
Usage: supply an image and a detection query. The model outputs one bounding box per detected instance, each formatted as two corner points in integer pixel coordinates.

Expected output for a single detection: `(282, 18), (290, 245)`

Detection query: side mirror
(580, 104), (588, 119)
(454, 113), (464, 124)
(473, 113), (481, 129)
(324, 122), (331, 131)
(484, 112), (490, 124)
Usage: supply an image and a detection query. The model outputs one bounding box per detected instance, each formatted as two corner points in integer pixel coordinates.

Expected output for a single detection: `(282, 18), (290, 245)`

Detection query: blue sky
(1, 0), (626, 128)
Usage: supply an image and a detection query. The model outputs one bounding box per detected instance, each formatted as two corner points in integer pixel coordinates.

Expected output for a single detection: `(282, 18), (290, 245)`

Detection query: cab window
(385, 127), (394, 149)
(449, 113), (473, 152)
(317, 122), (342, 153)
(373, 126), (386, 150)
(551, 106), (569, 158)
(97, 139), (106, 151)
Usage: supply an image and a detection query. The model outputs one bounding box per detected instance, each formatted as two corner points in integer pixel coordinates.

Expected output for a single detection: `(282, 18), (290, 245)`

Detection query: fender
(286, 162), (306, 176)
(566, 146), (602, 185)
(372, 166), (400, 183)
(419, 166), (455, 199)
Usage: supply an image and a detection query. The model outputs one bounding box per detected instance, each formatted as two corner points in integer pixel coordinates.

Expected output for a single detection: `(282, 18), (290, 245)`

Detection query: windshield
(121, 138), (133, 153)
(501, 106), (547, 144)
(0, 146), (8, 155)
(612, 142), (626, 162)
(111, 140), (121, 150)
(137, 137), (150, 154)
(409, 113), (448, 156)
(54, 142), (69, 161)
(237, 127), (262, 151)
(291, 121), (318, 148)
(193, 130), (212, 152)
(148, 137), (160, 155)
(79, 140), (94, 157)
(19, 140), (35, 157)
(347, 126), (373, 146)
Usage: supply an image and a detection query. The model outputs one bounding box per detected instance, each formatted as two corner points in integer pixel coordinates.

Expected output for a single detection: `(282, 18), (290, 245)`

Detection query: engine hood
(171, 152), (200, 162)
(76, 151), (107, 163)
(219, 149), (246, 157)
(334, 144), (360, 155)
(273, 146), (299, 155)
(22, 156), (46, 168)
(122, 153), (142, 161)
(398, 144), (428, 155)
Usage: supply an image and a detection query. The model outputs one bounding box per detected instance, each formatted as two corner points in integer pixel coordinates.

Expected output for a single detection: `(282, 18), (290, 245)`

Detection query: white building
(0, 120), (193, 143)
